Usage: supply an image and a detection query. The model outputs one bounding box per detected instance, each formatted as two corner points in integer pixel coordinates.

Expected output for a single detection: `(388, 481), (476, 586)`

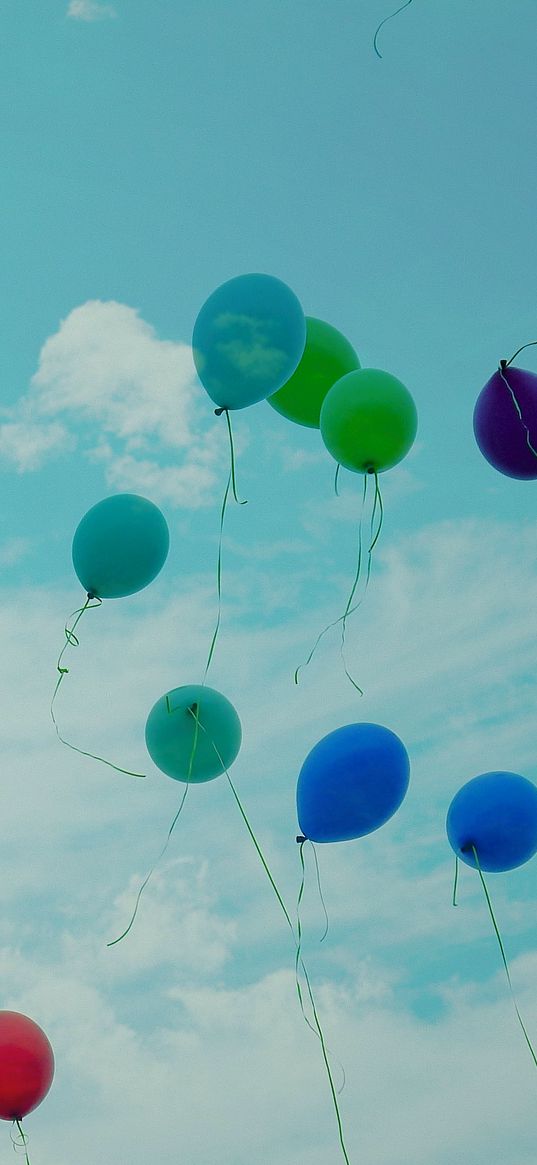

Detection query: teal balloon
(192, 273), (306, 410)
(72, 494), (169, 599)
(145, 684), (242, 783)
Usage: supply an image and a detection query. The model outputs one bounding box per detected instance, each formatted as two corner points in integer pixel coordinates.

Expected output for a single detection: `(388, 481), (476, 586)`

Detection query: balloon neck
(214, 406), (226, 416)
(499, 359), (508, 371)
(365, 464), (375, 474)
(296, 834), (307, 844)
(189, 702), (199, 716)
(87, 591), (96, 600)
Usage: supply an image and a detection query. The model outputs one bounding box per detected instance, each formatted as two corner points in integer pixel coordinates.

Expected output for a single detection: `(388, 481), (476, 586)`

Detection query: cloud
(0, 301), (222, 507)
(67, 0), (117, 20)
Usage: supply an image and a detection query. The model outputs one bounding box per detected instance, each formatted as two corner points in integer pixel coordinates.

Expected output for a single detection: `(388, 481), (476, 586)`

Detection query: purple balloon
(473, 365), (537, 479)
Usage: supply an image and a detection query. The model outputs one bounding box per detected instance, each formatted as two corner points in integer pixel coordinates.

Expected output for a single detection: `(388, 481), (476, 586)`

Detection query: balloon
(267, 317), (360, 428)
(320, 368), (417, 473)
(296, 722), (410, 843)
(473, 365), (537, 479)
(446, 771), (537, 872)
(72, 493), (170, 599)
(0, 1012), (54, 1120)
(192, 273), (306, 410)
(145, 684), (242, 783)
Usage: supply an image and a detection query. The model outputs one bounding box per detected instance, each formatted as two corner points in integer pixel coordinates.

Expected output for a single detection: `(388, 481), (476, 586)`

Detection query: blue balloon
(192, 273), (307, 410)
(72, 493), (169, 599)
(446, 771), (537, 872)
(145, 684), (242, 784)
(296, 722), (410, 843)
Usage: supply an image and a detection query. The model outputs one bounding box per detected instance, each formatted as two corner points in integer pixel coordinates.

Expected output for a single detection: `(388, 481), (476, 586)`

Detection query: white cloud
(67, 0), (117, 20)
(1, 301), (223, 507)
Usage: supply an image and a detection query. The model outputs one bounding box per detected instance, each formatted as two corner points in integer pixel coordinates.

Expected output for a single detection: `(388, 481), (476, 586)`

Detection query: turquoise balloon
(72, 494), (169, 599)
(145, 684), (242, 783)
(192, 273), (306, 410)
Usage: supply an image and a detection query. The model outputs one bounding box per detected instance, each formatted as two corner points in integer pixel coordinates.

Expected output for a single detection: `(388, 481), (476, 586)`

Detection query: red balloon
(0, 1012), (54, 1120)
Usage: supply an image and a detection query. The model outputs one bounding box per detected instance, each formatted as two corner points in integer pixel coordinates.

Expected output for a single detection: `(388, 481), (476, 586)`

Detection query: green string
(498, 361), (537, 461)
(204, 409), (247, 681)
(311, 842), (330, 943)
(107, 702), (201, 947)
(188, 712), (350, 1163)
(373, 0), (414, 57)
(334, 463), (341, 497)
(452, 855), (459, 907)
(471, 845), (537, 1070)
(11, 1120), (30, 1164)
(339, 470), (383, 694)
(51, 594), (146, 779)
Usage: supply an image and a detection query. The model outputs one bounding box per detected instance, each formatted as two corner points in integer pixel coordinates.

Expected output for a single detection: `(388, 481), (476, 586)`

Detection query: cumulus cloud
(67, 0), (117, 20)
(0, 301), (222, 506)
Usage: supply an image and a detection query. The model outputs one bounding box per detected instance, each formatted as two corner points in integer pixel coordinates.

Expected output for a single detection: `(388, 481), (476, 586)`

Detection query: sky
(2, 1), (537, 1162)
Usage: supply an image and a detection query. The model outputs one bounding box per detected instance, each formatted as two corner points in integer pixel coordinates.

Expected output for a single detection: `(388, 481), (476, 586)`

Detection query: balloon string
(373, 0), (414, 57)
(222, 408), (247, 507)
(186, 711), (350, 1163)
(51, 594), (146, 779)
(498, 362), (537, 461)
(504, 340), (537, 368)
(296, 840), (345, 1093)
(339, 470), (383, 694)
(107, 702), (201, 947)
(204, 472), (231, 680)
(452, 855), (460, 907)
(334, 463), (341, 496)
(471, 845), (537, 1070)
(311, 842), (330, 943)
(11, 1120), (30, 1164)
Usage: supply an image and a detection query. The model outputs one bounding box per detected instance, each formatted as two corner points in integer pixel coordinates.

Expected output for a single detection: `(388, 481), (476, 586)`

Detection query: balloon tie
(51, 594), (146, 779)
(107, 703), (201, 947)
(373, 0), (414, 58)
(187, 713), (351, 1163)
(471, 845), (537, 1069)
(452, 855), (460, 907)
(498, 360), (537, 461)
(11, 1120), (30, 1164)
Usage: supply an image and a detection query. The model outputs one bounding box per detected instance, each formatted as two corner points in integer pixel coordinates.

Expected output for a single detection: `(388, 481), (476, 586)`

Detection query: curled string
(504, 340), (537, 368)
(452, 855), (459, 907)
(373, 0), (414, 58)
(471, 845), (537, 1070)
(339, 469), (384, 694)
(107, 701), (200, 947)
(204, 409), (247, 681)
(187, 712), (350, 1164)
(11, 1120), (30, 1164)
(51, 595), (146, 779)
(334, 463), (341, 497)
(311, 842), (330, 943)
(498, 361), (537, 461)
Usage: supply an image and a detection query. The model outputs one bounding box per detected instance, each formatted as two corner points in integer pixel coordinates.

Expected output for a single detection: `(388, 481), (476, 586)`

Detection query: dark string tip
(188, 702), (199, 716)
(214, 406), (225, 416)
(296, 834), (307, 844)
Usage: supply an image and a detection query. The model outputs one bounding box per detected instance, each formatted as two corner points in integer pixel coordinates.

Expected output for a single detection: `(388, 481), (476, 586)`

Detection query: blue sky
(2, 2), (537, 1162)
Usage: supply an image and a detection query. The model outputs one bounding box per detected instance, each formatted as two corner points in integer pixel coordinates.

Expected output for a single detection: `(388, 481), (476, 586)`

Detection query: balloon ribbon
(204, 409), (247, 679)
(11, 1120), (30, 1164)
(499, 352), (537, 461)
(107, 700), (201, 946)
(471, 845), (537, 1070)
(188, 711), (351, 1164)
(51, 594), (145, 778)
(373, 0), (414, 58)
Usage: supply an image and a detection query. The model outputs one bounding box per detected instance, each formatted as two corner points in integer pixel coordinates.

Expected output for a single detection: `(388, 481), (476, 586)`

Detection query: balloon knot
(296, 835), (307, 844)
(87, 591), (96, 600)
(499, 359), (508, 370)
(214, 407), (225, 416)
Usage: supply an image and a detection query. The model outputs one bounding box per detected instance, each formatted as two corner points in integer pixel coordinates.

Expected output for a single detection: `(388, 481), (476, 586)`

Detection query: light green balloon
(267, 317), (360, 428)
(320, 368), (418, 473)
(145, 684), (242, 783)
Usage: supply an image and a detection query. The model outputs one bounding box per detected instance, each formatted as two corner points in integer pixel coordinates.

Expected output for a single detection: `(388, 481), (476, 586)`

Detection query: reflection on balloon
(267, 316), (360, 428)
(72, 493), (170, 599)
(192, 272), (306, 411)
(297, 722), (410, 843)
(145, 684), (242, 782)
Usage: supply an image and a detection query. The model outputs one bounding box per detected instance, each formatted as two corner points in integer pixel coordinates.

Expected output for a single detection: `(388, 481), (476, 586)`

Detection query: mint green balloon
(145, 685), (241, 783)
(267, 317), (360, 428)
(320, 368), (417, 473)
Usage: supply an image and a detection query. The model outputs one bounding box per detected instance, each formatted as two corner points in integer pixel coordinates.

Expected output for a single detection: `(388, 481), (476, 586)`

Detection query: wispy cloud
(67, 0), (117, 20)
(0, 301), (222, 507)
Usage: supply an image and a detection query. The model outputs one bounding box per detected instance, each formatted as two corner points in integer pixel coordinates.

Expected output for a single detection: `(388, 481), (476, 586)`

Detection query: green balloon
(267, 317), (360, 428)
(145, 685), (242, 784)
(320, 368), (417, 473)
